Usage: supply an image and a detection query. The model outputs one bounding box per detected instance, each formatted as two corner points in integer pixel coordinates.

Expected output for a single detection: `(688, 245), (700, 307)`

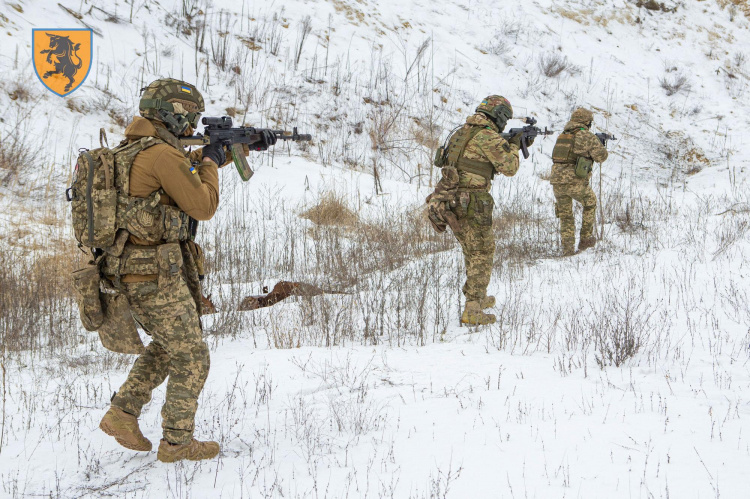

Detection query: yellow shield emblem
(33, 29), (93, 97)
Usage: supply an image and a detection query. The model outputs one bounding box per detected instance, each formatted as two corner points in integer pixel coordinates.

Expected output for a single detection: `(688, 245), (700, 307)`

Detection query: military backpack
(67, 132), (192, 255)
(67, 130), (192, 348)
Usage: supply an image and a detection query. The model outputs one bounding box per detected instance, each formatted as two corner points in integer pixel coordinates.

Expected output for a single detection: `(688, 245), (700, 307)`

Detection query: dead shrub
(7, 82), (30, 102)
(588, 283), (658, 368)
(538, 52), (578, 78)
(659, 72), (691, 96)
(479, 39), (509, 57)
(636, 0), (678, 13)
(410, 118), (440, 151)
(66, 98), (90, 114)
(300, 192), (358, 227)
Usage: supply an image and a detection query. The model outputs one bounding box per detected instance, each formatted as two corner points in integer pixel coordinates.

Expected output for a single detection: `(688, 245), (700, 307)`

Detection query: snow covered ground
(2, 0), (750, 497)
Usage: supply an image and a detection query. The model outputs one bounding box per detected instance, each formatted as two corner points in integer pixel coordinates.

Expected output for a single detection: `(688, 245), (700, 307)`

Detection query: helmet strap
(156, 109), (190, 136)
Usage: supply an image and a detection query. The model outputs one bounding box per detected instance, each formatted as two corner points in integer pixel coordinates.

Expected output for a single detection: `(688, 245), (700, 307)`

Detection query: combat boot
(99, 406), (152, 451)
(479, 295), (496, 309)
(461, 301), (496, 326)
(578, 236), (597, 251)
(157, 438), (220, 463)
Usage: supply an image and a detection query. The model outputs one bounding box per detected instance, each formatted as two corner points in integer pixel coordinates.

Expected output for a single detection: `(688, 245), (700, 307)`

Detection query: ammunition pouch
(552, 133), (576, 164)
(104, 242), (183, 281)
(459, 191), (470, 210)
(71, 261), (105, 331)
(98, 292), (144, 354)
(433, 145), (446, 167)
(120, 192), (192, 245)
(156, 243), (184, 281)
(574, 157), (594, 179)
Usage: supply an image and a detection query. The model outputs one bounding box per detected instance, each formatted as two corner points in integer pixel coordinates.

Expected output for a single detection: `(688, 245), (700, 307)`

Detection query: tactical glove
(252, 130), (278, 151)
(508, 132), (523, 148)
(202, 142), (226, 166)
(263, 130), (277, 147)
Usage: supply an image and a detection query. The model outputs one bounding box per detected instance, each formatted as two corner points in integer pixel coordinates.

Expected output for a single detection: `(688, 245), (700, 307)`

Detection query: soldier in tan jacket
(97, 78), (271, 463)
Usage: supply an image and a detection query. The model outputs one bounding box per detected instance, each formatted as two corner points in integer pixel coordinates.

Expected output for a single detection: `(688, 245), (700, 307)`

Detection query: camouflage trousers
(111, 274), (209, 445)
(552, 180), (597, 254)
(451, 191), (495, 302)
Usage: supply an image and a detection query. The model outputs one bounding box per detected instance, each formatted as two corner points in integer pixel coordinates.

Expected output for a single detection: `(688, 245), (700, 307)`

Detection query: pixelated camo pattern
(549, 117), (608, 254)
(111, 266), (208, 445)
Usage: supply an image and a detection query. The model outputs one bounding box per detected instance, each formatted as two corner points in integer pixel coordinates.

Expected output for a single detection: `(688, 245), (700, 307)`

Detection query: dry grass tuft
(659, 72), (691, 96)
(301, 192), (359, 227)
(0, 128), (34, 186)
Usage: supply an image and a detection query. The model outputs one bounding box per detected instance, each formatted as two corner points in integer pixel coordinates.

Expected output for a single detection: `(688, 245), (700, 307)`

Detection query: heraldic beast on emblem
(40, 33), (83, 92)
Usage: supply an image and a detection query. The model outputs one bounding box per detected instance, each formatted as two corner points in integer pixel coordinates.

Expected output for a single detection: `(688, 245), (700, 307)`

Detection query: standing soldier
(96, 78), (274, 462)
(549, 108), (609, 256)
(427, 95), (528, 326)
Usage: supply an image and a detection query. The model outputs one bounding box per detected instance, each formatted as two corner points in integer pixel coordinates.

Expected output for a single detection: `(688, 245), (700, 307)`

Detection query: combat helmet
(476, 95), (513, 131)
(571, 107), (594, 127)
(139, 78), (205, 135)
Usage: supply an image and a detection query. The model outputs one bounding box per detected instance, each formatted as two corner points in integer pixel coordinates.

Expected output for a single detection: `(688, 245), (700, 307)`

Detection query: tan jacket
(125, 117), (219, 221)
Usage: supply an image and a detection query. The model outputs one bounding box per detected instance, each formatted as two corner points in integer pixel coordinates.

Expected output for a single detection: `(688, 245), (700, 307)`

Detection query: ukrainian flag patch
(180, 86), (192, 94)
(189, 166), (197, 175)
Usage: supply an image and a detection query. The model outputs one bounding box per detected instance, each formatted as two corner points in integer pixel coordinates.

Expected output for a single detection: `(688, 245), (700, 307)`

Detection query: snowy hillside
(2, 0), (750, 497)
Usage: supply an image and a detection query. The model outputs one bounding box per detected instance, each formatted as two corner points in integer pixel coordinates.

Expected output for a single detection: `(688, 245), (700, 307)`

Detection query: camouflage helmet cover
(476, 95), (513, 123)
(139, 78), (205, 119)
(571, 107), (594, 125)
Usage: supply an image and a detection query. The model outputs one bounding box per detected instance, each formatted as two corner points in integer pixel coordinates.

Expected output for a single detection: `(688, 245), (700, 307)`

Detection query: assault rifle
(595, 133), (617, 147)
(500, 117), (553, 159)
(181, 116), (313, 181)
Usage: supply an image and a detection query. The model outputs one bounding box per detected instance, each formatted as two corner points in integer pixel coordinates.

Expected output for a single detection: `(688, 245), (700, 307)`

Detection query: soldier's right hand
(202, 141), (226, 166)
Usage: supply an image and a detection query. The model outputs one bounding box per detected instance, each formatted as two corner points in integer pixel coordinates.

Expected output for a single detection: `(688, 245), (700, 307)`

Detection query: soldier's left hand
(508, 132), (523, 148)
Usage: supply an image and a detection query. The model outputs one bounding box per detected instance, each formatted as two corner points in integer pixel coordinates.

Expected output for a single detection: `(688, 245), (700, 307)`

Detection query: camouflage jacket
(550, 119), (609, 184)
(458, 113), (520, 190)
